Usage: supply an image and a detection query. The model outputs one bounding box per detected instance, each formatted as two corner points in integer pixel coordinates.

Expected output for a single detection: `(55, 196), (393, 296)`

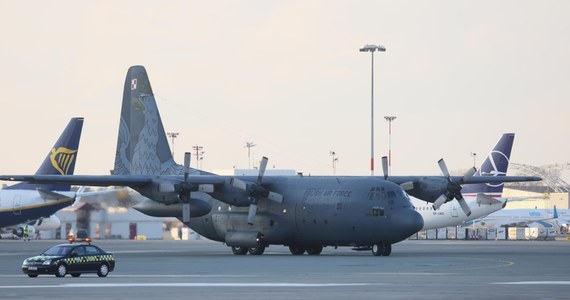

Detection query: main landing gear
(288, 245), (323, 255)
(231, 245), (266, 255)
(371, 243), (392, 256)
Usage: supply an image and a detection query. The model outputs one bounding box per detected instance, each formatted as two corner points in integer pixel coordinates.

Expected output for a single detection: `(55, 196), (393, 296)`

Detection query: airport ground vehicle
(21, 238), (115, 278)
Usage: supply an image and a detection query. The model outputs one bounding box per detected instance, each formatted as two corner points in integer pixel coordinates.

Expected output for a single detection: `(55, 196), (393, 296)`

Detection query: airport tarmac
(0, 239), (568, 300)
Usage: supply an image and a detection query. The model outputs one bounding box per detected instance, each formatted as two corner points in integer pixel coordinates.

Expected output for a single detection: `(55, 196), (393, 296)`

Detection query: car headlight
(42, 260), (52, 265)
(22, 260), (28, 266)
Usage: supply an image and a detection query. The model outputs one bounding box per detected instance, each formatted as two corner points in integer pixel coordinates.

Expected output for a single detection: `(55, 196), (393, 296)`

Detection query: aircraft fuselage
(136, 176), (424, 251)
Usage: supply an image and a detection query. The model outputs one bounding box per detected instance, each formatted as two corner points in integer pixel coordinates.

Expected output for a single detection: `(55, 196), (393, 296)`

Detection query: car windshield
(42, 245), (74, 256)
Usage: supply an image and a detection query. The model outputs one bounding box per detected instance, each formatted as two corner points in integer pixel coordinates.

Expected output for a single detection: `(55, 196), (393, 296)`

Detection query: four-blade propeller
(230, 156), (283, 225)
(431, 159), (476, 216)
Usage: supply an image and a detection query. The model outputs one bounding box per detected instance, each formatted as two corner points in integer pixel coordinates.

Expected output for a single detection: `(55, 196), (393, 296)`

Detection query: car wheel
(27, 274), (38, 278)
(55, 263), (67, 277)
(231, 246), (248, 255)
(97, 263), (109, 277)
(71, 273), (81, 277)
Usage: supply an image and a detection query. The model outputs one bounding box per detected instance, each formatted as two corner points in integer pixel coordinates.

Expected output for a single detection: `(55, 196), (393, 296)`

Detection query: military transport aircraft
(0, 66), (541, 256)
(0, 117), (83, 230)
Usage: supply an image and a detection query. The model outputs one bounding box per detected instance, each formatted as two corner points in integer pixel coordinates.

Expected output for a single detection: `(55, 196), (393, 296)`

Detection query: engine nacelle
(135, 180), (180, 205)
(225, 231), (264, 248)
(133, 196), (212, 218)
(406, 177), (449, 202)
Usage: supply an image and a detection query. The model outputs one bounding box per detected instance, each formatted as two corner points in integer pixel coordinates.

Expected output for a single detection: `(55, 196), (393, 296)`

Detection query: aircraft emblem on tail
(50, 147), (77, 175)
(481, 150), (509, 187)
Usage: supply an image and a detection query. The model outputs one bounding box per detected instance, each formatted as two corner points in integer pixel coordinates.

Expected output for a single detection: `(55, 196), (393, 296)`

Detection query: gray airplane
(1, 66), (541, 256)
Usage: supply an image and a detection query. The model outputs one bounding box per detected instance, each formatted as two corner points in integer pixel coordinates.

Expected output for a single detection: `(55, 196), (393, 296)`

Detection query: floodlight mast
(359, 44), (386, 176)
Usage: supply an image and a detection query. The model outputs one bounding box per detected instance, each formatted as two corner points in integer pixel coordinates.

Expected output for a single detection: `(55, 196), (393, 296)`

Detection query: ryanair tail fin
(113, 65), (205, 176)
(6, 117), (84, 191)
(462, 133), (514, 196)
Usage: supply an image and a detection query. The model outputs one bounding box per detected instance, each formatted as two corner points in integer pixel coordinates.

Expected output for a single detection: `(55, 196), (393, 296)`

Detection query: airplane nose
(390, 209), (424, 242)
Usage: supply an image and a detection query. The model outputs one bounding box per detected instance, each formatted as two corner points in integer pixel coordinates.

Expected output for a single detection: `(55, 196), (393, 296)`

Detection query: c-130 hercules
(1, 66), (541, 256)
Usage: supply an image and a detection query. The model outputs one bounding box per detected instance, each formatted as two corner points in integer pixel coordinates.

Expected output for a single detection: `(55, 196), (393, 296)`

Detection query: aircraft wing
(0, 174), (540, 208)
(388, 175), (542, 185)
(387, 175), (541, 203)
(0, 175), (227, 187)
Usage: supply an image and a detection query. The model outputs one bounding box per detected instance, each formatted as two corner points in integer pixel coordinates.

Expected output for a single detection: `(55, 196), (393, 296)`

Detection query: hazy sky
(0, 1), (568, 177)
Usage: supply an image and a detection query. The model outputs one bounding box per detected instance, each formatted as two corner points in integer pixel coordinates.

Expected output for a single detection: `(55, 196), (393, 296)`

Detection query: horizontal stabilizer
(476, 194), (504, 205)
(37, 189), (73, 201)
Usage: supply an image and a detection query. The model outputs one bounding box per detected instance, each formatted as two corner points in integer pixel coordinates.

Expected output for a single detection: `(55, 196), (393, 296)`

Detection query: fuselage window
(372, 207), (385, 217)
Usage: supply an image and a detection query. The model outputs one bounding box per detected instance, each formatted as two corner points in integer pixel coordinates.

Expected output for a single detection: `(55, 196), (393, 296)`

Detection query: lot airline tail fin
(113, 65), (207, 176)
(462, 133), (514, 197)
(5, 117), (84, 191)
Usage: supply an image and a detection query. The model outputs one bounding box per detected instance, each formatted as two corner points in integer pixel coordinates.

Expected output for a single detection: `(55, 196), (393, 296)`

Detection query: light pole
(193, 145), (204, 169)
(384, 116), (396, 174)
(167, 132), (179, 158)
(360, 44), (386, 176)
(245, 142), (256, 169)
(330, 151), (339, 175)
(470, 152), (477, 168)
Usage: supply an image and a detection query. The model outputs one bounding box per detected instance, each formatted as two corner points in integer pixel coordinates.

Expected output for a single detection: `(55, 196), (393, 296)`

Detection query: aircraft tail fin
(113, 65), (206, 176)
(462, 133), (514, 196)
(5, 117), (84, 191)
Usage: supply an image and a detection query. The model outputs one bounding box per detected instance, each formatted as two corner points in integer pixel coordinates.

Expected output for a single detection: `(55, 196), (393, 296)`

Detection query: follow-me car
(22, 238), (115, 277)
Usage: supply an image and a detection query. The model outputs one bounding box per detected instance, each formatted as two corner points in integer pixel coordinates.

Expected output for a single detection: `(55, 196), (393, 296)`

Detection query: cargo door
(13, 195), (21, 215)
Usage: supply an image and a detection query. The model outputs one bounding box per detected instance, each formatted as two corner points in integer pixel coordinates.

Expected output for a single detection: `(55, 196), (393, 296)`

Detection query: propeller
(231, 156), (284, 225)
(181, 152), (192, 222)
(382, 155), (414, 190)
(432, 159), (476, 217)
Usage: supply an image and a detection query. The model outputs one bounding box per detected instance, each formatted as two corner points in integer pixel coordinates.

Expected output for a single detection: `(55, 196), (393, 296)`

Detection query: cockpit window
(368, 187), (386, 201)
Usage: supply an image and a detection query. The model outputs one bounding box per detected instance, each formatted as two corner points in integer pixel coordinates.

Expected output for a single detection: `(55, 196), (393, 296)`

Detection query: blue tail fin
(462, 133), (514, 196)
(5, 117), (84, 191)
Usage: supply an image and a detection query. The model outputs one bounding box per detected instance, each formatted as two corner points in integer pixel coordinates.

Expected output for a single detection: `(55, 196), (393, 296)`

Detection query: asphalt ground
(0, 239), (568, 300)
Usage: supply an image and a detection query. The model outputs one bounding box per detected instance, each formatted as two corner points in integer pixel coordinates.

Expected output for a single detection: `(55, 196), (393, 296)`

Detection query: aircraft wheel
(372, 243), (391, 256)
(372, 244), (381, 256)
(306, 246), (323, 255)
(248, 245), (266, 255)
(231, 246), (248, 255)
(380, 243), (392, 256)
(289, 246), (305, 255)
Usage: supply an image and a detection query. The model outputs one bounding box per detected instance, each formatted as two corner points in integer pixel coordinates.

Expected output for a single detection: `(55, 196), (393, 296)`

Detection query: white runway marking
(0, 283), (377, 289)
(493, 281), (570, 285)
